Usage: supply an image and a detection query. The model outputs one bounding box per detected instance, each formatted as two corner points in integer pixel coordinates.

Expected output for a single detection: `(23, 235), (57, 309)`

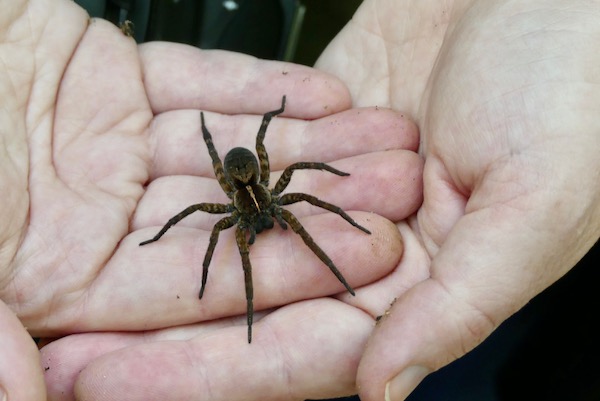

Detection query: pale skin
(0, 1), (419, 401)
(2, 1), (599, 401)
(317, 0), (600, 400)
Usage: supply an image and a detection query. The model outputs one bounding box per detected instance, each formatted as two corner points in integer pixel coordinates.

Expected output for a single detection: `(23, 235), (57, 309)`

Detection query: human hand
(316, 0), (600, 400)
(2, 1), (423, 400)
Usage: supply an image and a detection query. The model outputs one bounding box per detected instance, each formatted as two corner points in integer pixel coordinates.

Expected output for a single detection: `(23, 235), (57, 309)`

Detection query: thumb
(0, 301), (46, 401)
(355, 200), (597, 401)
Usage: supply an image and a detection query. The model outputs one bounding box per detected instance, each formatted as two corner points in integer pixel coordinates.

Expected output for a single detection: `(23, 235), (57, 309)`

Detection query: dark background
(75, 1), (600, 400)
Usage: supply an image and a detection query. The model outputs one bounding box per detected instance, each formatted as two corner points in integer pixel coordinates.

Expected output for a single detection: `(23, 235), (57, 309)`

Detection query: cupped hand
(316, 0), (600, 400)
(2, 1), (423, 400)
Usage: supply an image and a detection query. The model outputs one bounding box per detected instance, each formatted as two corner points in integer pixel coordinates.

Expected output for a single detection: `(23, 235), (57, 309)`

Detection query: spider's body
(140, 96), (370, 342)
(224, 147), (278, 239)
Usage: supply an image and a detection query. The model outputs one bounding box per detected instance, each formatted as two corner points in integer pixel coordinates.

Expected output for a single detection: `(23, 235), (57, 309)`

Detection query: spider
(139, 95), (370, 343)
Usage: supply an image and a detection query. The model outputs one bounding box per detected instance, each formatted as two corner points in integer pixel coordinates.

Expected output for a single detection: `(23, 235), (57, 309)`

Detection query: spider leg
(234, 226), (255, 343)
(201, 112), (235, 197)
(274, 211), (288, 230)
(279, 208), (355, 296)
(199, 214), (239, 299)
(256, 95), (286, 186)
(279, 193), (371, 234)
(271, 162), (349, 196)
(247, 224), (259, 245)
(139, 203), (233, 246)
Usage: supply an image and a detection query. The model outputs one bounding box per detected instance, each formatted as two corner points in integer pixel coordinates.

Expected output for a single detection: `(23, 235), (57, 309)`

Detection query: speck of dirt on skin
(282, 71), (288, 75)
(375, 297), (398, 326)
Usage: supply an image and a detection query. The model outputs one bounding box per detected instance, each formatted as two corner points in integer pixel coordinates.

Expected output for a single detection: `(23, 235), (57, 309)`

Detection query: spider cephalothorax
(140, 96), (370, 342)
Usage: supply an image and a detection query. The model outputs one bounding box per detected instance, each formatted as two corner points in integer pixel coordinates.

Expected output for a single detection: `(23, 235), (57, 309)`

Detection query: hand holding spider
(2, 3), (420, 400)
(19, 0), (597, 399)
(40, 96), (418, 399)
(39, 89), (419, 400)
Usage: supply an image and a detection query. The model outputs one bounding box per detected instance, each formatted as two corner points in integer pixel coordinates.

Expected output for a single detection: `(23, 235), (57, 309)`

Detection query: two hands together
(1, 0), (598, 400)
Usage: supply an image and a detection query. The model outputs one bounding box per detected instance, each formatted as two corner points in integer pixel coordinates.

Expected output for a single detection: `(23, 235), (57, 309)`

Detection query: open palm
(317, 1), (600, 400)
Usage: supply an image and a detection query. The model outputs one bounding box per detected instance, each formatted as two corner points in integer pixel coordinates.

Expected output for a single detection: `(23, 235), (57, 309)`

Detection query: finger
(0, 301), (46, 401)
(52, 17), (150, 201)
(10, 0), (89, 121)
(134, 150), (423, 230)
(55, 18), (150, 138)
(69, 212), (399, 331)
(139, 42), (351, 117)
(43, 299), (373, 401)
(339, 222), (431, 320)
(42, 315), (256, 401)
(146, 107), (419, 178)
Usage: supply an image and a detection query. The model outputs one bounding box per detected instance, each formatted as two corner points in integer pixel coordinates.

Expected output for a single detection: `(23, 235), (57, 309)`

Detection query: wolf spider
(139, 96), (370, 342)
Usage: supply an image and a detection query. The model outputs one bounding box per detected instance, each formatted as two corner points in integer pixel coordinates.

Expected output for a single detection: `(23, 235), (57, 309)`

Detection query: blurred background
(75, 0), (362, 66)
(73, 1), (600, 400)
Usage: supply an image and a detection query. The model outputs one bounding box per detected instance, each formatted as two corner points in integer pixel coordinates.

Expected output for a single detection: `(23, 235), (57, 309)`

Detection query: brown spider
(139, 96), (370, 342)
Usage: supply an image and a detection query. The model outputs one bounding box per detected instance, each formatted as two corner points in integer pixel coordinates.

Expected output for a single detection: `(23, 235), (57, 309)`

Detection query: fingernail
(385, 365), (430, 401)
(0, 385), (6, 401)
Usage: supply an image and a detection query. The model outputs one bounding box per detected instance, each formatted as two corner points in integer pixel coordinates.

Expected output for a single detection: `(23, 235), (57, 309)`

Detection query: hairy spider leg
(201, 112), (235, 197)
(139, 203), (233, 246)
(271, 162), (350, 197)
(234, 225), (254, 343)
(199, 214), (239, 299)
(279, 208), (356, 296)
(279, 193), (371, 234)
(256, 95), (286, 186)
